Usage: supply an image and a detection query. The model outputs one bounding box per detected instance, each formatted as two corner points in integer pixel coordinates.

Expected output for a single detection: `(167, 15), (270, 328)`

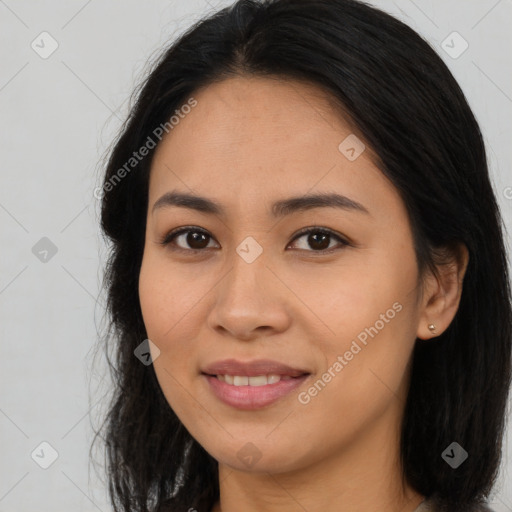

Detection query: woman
(93, 0), (511, 511)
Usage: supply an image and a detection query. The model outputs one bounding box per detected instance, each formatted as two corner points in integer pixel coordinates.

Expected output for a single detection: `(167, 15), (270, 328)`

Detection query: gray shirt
(413, 499), (495, 511)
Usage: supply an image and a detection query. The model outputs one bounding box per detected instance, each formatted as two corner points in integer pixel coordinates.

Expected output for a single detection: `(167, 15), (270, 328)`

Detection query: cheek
(138, 251), (203, 341)
(296, 258), (410, 346)
(138, 256), (199, 416)
(296, 303), (416, 452)
(138, 252), (211, 378)
(306, 250), (418, 398)
(138, 260), (171, 341)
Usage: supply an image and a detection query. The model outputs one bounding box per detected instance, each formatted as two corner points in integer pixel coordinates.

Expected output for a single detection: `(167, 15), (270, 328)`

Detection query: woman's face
(139, 76), (425, 473)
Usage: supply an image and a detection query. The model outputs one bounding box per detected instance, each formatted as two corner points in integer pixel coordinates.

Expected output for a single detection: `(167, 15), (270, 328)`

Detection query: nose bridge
(223, 233), (269, 304)
(207, 232), (290, 338)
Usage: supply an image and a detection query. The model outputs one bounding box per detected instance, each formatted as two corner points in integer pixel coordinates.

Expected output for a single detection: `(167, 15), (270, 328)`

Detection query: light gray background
(1, 1), (511, 510)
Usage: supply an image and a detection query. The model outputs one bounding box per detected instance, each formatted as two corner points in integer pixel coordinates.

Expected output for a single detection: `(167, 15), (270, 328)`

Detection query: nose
(206, 245), (291, 341)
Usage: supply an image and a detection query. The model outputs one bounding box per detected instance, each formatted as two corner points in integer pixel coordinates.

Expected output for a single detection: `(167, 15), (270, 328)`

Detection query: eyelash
(158, 225), (351, 255)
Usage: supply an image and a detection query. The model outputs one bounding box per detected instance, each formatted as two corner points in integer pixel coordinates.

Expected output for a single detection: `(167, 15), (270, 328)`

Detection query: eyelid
(159, 225), (351, 254)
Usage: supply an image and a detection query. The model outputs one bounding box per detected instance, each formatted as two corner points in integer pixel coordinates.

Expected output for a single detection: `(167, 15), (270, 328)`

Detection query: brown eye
(288, 228), (349, 253)
(160, 227), (218, 251)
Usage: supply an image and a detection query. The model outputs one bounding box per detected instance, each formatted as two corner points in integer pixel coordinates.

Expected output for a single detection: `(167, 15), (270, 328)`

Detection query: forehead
(148, 75), (401, 222)
(163, 75), (361, 151)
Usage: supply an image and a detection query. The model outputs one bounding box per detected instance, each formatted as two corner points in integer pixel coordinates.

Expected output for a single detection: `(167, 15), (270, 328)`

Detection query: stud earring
(428, 323), (437, 334)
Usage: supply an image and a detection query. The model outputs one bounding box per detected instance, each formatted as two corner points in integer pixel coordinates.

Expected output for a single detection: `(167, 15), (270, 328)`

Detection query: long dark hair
(92, 1), (512, 511)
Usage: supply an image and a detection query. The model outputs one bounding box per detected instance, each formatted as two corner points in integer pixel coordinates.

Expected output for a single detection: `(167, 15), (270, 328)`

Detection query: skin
(138, 75), (469, 512)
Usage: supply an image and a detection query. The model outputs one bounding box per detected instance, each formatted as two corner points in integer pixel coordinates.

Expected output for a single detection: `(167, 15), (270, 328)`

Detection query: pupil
(188, 231), (209, 249)
(309, 232), (329, 250)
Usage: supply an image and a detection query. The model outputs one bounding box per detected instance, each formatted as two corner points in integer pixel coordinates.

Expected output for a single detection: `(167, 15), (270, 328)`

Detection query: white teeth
(216, 374), (288, 386)
(248, 375), (268, 386)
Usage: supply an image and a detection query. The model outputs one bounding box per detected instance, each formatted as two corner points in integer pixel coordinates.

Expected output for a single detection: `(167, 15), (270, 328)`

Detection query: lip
(201, 358), (309, 377)
(203, 374), (310, 410)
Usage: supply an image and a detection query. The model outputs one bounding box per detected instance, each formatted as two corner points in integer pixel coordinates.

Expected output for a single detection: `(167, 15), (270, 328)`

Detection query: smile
(215, 374), (294, 386)
(203, 373), (310, 410)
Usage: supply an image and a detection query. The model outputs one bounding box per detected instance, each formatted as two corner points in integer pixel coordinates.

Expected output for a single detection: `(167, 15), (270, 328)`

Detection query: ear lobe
(416, 243), (469, 341)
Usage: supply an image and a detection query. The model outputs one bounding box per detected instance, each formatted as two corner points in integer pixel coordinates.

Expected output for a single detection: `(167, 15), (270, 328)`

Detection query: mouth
(202, 373), (310, 410)
(201, 359), (311, 409)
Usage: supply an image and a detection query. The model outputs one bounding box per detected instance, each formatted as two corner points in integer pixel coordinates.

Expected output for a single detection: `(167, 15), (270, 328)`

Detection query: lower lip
(203, 374), (309, 410)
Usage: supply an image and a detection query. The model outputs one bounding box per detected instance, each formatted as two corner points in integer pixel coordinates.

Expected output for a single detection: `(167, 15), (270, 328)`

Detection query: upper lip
(202, 359), (310, 377)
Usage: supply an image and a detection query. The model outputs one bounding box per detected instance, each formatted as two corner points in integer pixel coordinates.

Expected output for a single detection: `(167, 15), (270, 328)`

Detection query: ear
(416, 243), (469, 340)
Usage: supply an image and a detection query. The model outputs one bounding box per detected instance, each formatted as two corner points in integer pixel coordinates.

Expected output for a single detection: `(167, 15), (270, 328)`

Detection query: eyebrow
(151, 190), (370, 217)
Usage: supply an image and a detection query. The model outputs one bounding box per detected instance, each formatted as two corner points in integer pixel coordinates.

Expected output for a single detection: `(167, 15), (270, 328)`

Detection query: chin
(203, 437), (312, 475)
